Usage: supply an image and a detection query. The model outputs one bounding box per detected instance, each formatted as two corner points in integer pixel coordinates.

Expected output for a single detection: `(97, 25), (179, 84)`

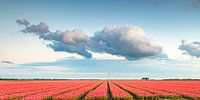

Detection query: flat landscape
(1, 1), (200, 100)
(0, 80), (200, 100)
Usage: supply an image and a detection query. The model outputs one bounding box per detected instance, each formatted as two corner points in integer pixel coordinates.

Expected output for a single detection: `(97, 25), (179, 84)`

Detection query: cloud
(16, 19), (91, 58)
(33, 66), (77, 72)
(47, 41), (91, 58)
(182, 0), (200, 11)
(189, 0), (200, 8)
(179, 39), (200, 57)
(16, 19), (30, 26)
(151, 0), (200, 12)
(21, 22), (49, 35)
(1, 60), (15, 64)
(43, 29), (91, 58)
(91, 25), (163, 60)
(16, 19), (164, 60)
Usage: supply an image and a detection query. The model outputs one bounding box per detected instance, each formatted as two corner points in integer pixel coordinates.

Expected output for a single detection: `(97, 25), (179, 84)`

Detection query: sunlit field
(0, 80), (200, 100)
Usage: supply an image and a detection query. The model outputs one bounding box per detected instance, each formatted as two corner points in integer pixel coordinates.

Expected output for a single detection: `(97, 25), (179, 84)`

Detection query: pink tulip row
(114, 81), (178, 97)
(0, 81), (95, 100)
(130, 81), (200, 93)
(85, 81), (108, 99)
(24, 81), (94, 100)
(0, 80), (200, 100)
(0, 82), (45, 96)
(0, 81), (59, 99)
(53, 81), (102, 99)
(109, 82), (133, 99)
(114, 82), (156, 97)
(112, 80), (200, 98)
(138, 81), (200, 98)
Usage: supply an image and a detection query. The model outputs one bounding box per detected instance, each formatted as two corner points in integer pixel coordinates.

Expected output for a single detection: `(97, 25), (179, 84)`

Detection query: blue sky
(0, 0), (200, 79)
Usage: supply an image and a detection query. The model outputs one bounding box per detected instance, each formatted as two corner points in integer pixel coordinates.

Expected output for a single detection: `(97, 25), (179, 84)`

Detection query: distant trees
(141, 77), (149, 80)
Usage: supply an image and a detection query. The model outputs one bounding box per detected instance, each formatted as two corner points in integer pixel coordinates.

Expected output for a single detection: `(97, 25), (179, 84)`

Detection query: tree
(141, 77), (149, 80)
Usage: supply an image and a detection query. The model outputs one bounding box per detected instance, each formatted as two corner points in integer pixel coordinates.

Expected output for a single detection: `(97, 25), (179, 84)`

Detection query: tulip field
(0, 80), (200, 100)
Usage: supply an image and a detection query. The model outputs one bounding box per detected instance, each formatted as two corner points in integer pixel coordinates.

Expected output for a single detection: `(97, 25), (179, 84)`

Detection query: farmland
(0, 80), (200, 100)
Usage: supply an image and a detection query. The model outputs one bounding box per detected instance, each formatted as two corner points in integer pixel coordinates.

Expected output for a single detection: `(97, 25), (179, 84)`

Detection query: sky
(0, 0), (200, 79)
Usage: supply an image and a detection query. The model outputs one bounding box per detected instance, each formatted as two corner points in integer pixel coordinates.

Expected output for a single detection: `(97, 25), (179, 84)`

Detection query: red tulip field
(0, 80), (200, 100)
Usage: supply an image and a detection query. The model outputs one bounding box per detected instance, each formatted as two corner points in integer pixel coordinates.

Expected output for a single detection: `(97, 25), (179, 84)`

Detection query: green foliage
(85, 97), (108, 100)
(112, 97), (133, 100)
(74, 96), (82, 100)
(137, 96), (159, 100)
(42, 97), (53, 100)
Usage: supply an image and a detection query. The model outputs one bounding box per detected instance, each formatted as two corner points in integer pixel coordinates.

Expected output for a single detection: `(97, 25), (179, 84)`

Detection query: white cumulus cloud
(16, 19), (164, 60)
(179, 39), (200, 57)
(91, 25), (163, 60)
